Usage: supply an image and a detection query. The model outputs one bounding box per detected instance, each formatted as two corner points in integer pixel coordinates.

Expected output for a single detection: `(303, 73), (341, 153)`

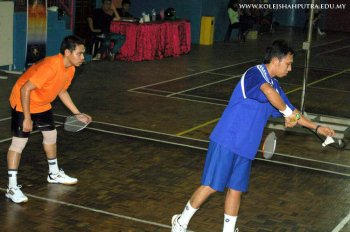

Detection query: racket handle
(289, 113), (301, 123)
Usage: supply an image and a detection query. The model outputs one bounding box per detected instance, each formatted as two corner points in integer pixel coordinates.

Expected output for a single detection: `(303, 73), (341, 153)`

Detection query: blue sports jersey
(209, 64), (295, 160)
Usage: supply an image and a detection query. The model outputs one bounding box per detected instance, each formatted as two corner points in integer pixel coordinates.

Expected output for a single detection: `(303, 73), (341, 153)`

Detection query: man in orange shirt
(6, 35), (92, 203)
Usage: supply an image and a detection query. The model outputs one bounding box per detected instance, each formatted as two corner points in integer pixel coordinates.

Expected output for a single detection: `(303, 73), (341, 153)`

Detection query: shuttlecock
(322, 136), (335, 147)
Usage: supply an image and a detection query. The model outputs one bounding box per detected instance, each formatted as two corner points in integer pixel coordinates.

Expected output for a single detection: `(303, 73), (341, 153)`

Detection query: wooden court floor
(0, 28), (350, 232)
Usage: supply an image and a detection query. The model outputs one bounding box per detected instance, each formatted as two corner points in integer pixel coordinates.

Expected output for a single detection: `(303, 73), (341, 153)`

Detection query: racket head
(262, 131), (277, 159)
(64, 114), (90, 132)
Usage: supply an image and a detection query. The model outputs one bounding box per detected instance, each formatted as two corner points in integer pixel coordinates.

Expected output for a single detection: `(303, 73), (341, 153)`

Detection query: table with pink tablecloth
(110, 20), (191, 61)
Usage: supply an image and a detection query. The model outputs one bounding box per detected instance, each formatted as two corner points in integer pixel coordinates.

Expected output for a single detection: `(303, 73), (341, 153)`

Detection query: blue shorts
(201, 141), (252, 192)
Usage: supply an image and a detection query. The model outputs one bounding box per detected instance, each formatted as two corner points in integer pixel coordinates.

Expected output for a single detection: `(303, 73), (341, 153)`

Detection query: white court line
(0, 125), (62, 144)
(273, 151), (350, 169)
(132, 81), (350, 107)
(179, 92), (228, 103)
(278, 82), (350, 94)
(295, 38), (350, 52)
(129, 89), (227, 107)
(54, 114), (350, 170)
(205, 72), (235, 77)
(167, 74), (242, 97)
(83, 126), (350, 176)
(311, 38), (350, 48)
(310, 86), (350, 94)
(129, 59), (257, 91)
(53, 115), (350, 176)
(1, 116), (349, 229)
(92, 120), (350, 168)
(131, 88), (229, 103)
(0, 188), (193, 231)
(0, 137), (12, 143)
(257, 158), (350, 177)
(134, 66), (350, 102)
(54, 113), (208, 143)
(0, 117), (11, 122)
(316, 45), (350, 56)
(1, 70), (23, 75)
(332, 211), (350, 232)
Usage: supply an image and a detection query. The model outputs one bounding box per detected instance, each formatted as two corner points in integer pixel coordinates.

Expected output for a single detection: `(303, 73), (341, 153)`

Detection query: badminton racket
(64, 113), (91, 132)
(262, 131), (277, 159)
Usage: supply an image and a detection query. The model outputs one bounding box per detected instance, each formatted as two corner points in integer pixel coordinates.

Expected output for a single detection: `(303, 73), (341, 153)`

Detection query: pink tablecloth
(110, 20), (191, 61)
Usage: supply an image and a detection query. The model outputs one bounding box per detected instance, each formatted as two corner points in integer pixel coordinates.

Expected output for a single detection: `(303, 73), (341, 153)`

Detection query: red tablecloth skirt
(110, 20), (191, 61)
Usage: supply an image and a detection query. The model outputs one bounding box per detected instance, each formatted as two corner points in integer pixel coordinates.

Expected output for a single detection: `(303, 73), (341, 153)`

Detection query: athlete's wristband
(279, 105), (293, 117)
(315, 125), (321, 134)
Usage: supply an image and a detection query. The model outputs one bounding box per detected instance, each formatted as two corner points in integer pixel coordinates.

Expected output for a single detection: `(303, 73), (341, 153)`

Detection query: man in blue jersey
(171, 40), (335, 232)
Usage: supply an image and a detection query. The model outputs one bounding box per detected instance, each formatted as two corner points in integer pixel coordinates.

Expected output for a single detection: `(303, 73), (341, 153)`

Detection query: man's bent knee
(202, 185), (217, 194)
(9, 137), (29, 153)
(227, 188), (242, 196)
(42, 129), (57, 145)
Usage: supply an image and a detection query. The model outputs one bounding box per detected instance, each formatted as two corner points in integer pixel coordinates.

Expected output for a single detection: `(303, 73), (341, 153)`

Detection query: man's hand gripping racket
(284, 110), (336, 148)
(64, 113), (92, 132)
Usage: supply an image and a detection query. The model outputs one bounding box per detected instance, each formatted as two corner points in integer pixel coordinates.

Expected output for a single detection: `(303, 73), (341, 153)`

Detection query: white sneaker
(235, 228), (239, 232)
(47, 169), (78, 185)
(5, 185), (28, 203)
(171, 214), (187, 232)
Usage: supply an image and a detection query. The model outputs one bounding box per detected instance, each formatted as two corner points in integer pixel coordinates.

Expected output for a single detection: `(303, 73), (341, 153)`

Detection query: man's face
(66, 44), (85, 67)
(123, 3), (130, 12)
(273, 53), (293, 78)
(102, 1), (112, 10)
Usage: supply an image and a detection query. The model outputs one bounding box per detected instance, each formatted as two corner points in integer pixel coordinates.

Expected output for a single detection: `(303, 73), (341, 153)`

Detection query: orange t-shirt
(9, 53), (75, 113)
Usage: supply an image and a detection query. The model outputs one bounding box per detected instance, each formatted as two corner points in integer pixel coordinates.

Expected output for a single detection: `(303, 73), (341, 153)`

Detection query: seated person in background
(87, 0), (125, 61)
(259, 0), (274, 34)
(117, 0), (133, 19)
(241, 0), (260, 31)
(224, 0), (249, 42)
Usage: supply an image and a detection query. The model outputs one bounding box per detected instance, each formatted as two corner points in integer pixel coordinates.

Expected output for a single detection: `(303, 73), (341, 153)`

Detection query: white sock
(178, 201), (199, 227)
(8, 170), (18, 188)
(48, 158), (59, 174)
(223, 214), (237, 232)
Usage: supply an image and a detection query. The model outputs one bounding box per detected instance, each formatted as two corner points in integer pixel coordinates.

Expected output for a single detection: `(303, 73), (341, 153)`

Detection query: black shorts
(11, 108), (56, 138)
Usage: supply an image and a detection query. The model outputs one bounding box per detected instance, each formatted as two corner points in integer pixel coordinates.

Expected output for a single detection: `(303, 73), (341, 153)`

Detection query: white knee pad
(9, 137), (29, 154)
(42, 129), (57, 145)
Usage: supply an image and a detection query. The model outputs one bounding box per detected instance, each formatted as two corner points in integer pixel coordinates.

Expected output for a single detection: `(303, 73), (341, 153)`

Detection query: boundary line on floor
(0, 187), (186, 231)
(128, 59), (257, 91)
(332, 211), (350, 232)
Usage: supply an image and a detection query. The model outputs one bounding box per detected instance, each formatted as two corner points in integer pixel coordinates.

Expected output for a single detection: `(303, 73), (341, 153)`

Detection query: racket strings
(64, 114), (89, 132)
(263, 132), (277, 159)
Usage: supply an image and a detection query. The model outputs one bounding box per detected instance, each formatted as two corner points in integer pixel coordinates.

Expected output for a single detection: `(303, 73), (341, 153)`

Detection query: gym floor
(0, 27), (350, 232)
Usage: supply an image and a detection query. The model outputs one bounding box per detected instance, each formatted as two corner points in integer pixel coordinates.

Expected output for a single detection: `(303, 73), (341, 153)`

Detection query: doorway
(74, 0), (95, 41)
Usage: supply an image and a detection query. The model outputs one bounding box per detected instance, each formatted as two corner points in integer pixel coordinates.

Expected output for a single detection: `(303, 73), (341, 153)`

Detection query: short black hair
(60, 35), (85, 55)
(122, 0), (131, 5)
(263, 39), (295, 64)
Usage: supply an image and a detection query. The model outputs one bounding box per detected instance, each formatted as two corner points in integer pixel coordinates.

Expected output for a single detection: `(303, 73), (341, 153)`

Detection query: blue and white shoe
(171, 214), (187, 232)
